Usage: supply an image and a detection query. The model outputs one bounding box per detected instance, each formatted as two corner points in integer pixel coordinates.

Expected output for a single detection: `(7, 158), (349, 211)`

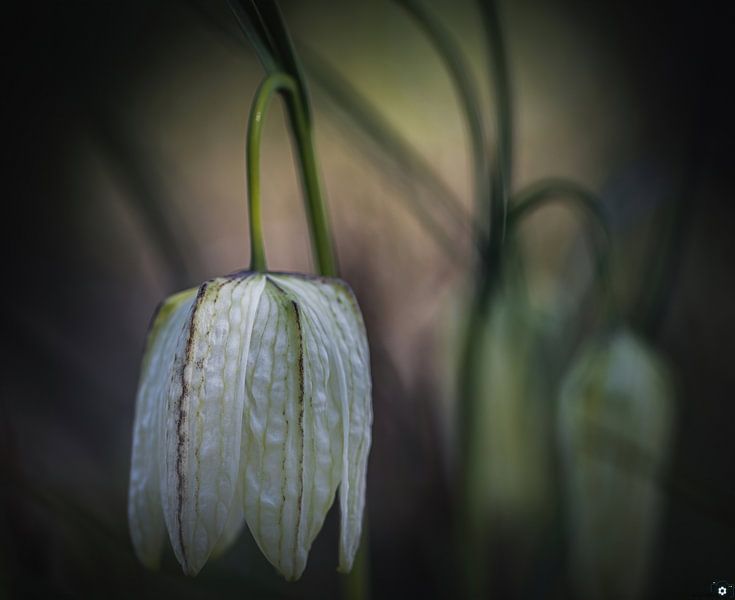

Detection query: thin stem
(284, 96), (338, 276)
(457, 0), (515, 530)
(245, 71), (337, 276)
(227, 0), (279, 73)
(508, 178), (616, 320)
(229, 0), (338, 277)
(246, 73), (297, 272)
(454, 6), (514, 593)
(477, 0), (513, 241)
(254, 1), (337, 277)
(394, 0), (488, 246)
(299, 43), (474, 255)
(253, 1), (313, 123)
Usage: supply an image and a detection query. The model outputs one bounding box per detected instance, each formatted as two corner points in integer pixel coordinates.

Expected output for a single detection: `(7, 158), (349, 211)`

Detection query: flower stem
(283, 94), (338, 277)
(455, 3), (514, 596)
(477, 0), (513, 242)
(508, 178), (616, 321)
(247, 74), (287, 271)
(246, 71), (337, 276)
(394, 0), (488, 246)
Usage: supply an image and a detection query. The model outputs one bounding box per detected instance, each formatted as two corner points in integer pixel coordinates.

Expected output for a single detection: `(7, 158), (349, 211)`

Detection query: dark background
(3, 1), (734, 598)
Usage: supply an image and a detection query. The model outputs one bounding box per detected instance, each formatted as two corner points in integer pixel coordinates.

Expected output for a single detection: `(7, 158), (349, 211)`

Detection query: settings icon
(712, 581), (734, 598)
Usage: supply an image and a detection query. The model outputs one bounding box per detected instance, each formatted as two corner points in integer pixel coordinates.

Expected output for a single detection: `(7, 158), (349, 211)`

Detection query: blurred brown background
(3, 1), (734, 598)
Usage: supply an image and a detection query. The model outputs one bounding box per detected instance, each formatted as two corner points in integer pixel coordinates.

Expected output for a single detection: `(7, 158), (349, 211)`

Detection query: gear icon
(720, 586), (728, 597)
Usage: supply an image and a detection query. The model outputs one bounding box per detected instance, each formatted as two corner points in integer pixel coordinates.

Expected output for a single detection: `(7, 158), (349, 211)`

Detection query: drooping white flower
(128, 271), (372, 580)
(557, 328), (674, 600)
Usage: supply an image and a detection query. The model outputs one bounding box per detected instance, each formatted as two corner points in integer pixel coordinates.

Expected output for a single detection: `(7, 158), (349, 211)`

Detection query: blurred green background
(3, 1), (734, 598)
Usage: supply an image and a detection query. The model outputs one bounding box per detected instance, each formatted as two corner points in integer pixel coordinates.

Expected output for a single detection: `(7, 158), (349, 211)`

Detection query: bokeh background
(3, 1), (734, 598)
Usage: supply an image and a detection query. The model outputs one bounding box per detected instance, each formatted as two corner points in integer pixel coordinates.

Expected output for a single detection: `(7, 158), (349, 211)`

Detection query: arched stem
(246, 71), (337, 275)
(394, 0), (488, 248)
(477, 0), (513, 242)
(508, 178), (616, 319)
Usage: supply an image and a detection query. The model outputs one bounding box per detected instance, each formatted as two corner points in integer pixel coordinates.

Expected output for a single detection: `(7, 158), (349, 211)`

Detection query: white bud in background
(558, 328), (675, 600)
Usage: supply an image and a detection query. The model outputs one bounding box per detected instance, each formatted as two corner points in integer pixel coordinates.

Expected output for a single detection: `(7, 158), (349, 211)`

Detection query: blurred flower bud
(558, 328), (674, 599)
(440, 281), (555, 535)
(468, 287), (554, 531)
(128, 272), (372, 580)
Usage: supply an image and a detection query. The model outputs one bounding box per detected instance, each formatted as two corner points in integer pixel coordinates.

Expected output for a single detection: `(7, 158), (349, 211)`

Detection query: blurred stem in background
(414, 1), (620, 596)
(299, 43), (474, 263)
(380, 0), (508, 594)
(389, 3), (497, 594)
(508, 178), (617, 324)
(393, 0), (489, 246)
(478, 0), (513, 243)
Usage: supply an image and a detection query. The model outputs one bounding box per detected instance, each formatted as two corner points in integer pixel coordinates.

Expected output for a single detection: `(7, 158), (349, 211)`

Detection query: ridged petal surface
(129, 271), (372, 580)
(238, 277), (339, 580)
(269, 275), (372, 574)
(128, 288), (197, 569)
(162, 275), (267, 575)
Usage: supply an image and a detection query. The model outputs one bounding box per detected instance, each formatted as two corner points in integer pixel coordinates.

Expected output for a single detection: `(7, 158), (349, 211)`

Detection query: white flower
(128, 272), (372, 580)
(557, 328), (674, 599)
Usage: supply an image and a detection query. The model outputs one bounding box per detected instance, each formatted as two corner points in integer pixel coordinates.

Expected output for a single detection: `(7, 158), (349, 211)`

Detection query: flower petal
(238, 279), (300, 579)
(210, 482), (246, 559)
(293, 294), (344, 547)
(162, 274), (266, 575)
(129, 288), (197, 569)
(242, 275), (356, 580)
(270, 276), (372, 573)
(319, 282), (371, 572)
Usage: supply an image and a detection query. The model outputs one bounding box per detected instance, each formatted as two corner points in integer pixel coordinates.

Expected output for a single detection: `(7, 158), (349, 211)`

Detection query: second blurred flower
(558, 328), (674, 599)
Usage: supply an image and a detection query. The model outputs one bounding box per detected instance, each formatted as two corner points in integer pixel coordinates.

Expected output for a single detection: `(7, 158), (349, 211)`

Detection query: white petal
(270, 276), (372, 573)
(288, 288), (343, 548)
(237, 279), (300, 579)
(162, 274), (266, 575)
(210, 480), (246, 559)
(558, 329), (674, 599)
(241, 276), (350, 580)
(319, 282), (371, 572)
(128, 288), (197, 569)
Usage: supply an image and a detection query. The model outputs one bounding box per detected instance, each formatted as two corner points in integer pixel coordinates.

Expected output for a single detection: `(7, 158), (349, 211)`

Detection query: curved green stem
(246, 71), (337, 276)
(477, 0), (513, 241)
(285, 93), (338, 277)
(299, 43), (474, 260)
(508, 178), (616, 319)
(394, 0), (488, 246)
(247, 73), (295, 271)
